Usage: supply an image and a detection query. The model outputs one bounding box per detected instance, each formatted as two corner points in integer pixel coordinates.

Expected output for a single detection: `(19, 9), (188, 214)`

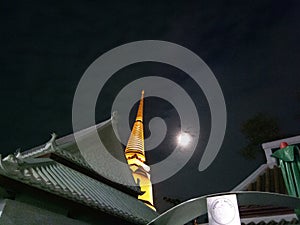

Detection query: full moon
(177, 132), (192, 147)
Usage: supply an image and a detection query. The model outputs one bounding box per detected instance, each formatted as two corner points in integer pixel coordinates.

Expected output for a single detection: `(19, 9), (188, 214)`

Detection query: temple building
(0, 91), (157, 224)
(231, 135), (300, 225)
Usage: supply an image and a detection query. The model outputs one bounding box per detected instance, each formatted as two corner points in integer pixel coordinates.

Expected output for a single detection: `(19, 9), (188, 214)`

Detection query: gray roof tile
(0, 156), (158, 224)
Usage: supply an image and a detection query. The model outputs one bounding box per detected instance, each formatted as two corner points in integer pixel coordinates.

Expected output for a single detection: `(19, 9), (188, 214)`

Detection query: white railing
(232, 134), (300, 191)
(262, 135), (300, 167)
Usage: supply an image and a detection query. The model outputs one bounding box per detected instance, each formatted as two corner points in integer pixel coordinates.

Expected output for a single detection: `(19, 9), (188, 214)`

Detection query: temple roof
(0, 117), (158, 224)
(15, 118), (140, 194)
(0, 156), (157, 224)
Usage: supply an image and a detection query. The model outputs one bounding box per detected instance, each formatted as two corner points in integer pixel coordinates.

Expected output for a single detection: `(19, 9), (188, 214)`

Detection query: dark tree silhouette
(240, 113), (280, 159)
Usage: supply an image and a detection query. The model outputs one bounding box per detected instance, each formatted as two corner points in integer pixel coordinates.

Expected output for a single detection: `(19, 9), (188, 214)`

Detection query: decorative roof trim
(20, 133), (57, 159)
(262, 135), (300, 150)
(240, 213), (297, 224)
(262, 135), (300, 167)
(19, 119), (112, 160)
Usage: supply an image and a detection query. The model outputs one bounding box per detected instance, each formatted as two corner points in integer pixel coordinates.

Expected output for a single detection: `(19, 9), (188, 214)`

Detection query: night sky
(1, 0), (300, 212)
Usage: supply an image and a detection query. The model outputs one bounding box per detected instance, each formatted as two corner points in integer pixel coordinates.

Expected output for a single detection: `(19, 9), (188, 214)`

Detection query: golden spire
(125, 90), (145, 158)
(124, 91), (156, 211)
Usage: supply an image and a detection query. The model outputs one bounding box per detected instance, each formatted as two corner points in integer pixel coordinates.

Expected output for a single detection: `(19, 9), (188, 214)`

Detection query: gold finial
(136, 91), (144, 123)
